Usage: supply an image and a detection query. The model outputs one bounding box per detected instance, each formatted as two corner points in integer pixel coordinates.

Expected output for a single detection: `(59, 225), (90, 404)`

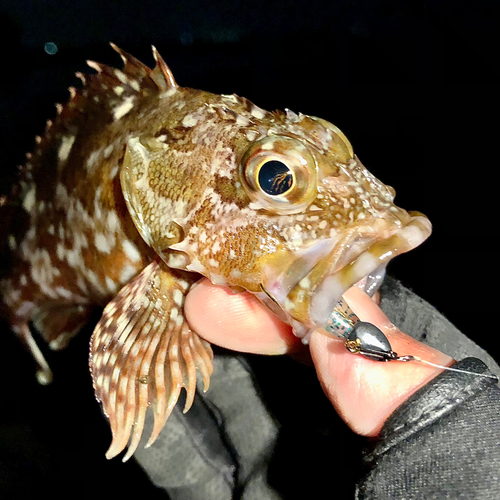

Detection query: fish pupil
(258, 160), (293, 195)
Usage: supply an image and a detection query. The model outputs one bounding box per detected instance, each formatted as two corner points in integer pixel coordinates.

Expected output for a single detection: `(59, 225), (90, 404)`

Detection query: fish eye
(257, 160), (294, 196)
(240, 136), (318, 215)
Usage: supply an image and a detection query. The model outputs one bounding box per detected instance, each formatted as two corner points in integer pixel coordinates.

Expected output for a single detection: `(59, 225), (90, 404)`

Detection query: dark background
(0, 1), (498, 498)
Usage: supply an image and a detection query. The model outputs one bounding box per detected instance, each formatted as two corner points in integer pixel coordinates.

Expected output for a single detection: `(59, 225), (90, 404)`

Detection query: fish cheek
(120, 136), (208, 254)
(213, 174), (250, 208)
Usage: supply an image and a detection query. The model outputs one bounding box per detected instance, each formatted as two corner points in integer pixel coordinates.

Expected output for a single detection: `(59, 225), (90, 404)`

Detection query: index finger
(310, 285), (454, 436)
(185, 278), (302, 355)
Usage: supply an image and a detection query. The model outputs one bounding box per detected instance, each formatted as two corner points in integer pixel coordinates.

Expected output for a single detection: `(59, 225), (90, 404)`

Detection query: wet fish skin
(0, 45), (431, 460)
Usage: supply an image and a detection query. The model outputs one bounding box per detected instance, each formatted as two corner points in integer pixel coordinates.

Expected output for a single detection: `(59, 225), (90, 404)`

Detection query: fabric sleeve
(356, 357), (500, 499)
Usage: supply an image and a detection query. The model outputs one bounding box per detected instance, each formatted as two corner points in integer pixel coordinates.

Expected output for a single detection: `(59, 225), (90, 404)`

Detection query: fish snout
(260, 211), (431, 339)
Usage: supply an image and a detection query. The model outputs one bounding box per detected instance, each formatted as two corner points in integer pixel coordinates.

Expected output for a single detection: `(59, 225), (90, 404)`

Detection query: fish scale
(0, 44), (431, 460)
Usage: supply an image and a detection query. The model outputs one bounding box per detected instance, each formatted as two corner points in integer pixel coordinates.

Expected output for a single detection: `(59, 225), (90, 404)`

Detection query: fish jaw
(259, 211), (431, 339)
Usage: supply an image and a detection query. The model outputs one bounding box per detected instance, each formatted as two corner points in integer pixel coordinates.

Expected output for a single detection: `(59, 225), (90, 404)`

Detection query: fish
(0, 44), (432, 461)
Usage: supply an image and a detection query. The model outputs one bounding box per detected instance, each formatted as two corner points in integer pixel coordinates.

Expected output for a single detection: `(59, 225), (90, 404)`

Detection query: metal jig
(325, 298), (498, 381)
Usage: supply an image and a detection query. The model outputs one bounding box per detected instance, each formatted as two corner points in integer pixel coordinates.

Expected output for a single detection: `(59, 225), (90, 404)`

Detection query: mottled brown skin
(0, 45), (430, 460)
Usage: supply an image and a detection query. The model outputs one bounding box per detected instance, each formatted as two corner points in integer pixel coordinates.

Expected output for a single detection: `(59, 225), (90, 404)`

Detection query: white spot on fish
(236, 115), (250, 126)
(210, 274), (227, 285)
(162, 88), (177, 98)
(170, 307), (179, 321)
(55, 287), (73, 299)
(113, 96), (135, 120)
(56, 243), (65, 260)
(86, 149), (101, 170)
(49, 335), (70, 351)
(103, 144), (114, 158)
(8, 235), (16, 250)
(173, 289), (183, 306)
(167, 252), (189, 268)
(230, 269), (241, 278)
(15, 301), (34, 317)
(120, 264), (137, 283)
(123, 240), (141, 262)
(130, 80), (141, 92)
(261, 140), (275, 150)
(114, 86), (125, 96)
(114, 69), (128, 84)
(250, 106), (266, 119)
(58, 135), (76, 163)
(105, 276), (117, 293)
(85, 269), (102, 290)
(23, 186), (36, 212)
(299, 277), (311, 289)
(245, 130), (259, 142)
(221, 94), (239, 104)
(182, 114), (198, 127)
(106, 211), (120, 232)
(94, 233), (112, 253)
(65, 246), (84, 268)
(109, 165), (119, 178)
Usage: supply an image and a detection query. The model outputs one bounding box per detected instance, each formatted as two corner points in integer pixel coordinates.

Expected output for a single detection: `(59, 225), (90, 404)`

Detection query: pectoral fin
(89, 259), (213, 461)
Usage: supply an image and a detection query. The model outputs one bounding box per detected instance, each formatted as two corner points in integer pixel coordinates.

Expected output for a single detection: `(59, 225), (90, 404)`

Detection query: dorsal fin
(73, 43), (177, 119)
(151, 45), (177, 90)
(109, 43), (177, 91)
(8, 45), (178, 210)
(40, 43), (177, 135)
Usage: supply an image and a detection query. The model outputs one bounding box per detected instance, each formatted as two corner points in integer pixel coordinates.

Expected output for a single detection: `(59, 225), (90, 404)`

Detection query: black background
(0, 1), (498, 498)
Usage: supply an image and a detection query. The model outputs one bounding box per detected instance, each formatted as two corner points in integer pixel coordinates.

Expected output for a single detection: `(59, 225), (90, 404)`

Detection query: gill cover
(120, 136), (184, 254)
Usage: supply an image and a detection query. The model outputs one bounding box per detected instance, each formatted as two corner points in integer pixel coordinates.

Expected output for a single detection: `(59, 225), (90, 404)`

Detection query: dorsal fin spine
(151, 45), (177, 90)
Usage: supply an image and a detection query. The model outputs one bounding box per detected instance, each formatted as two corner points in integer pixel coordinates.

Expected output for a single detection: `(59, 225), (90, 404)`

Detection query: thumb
(309, 286), (454, 436)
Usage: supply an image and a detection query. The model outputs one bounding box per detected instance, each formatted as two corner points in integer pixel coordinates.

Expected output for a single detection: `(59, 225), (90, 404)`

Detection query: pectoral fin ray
(89, 259), (213, 461)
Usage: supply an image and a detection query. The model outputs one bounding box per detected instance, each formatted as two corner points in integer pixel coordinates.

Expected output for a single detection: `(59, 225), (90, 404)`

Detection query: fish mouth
(260, 212), (432, 339)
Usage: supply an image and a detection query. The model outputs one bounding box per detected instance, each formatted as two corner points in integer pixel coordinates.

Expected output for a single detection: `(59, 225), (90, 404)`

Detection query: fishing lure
(327, 300), (498, 380)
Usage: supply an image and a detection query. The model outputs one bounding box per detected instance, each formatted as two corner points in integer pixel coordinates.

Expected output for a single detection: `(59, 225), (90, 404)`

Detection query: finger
(309, 286), (454, 436)
(185, 278), (302, 355)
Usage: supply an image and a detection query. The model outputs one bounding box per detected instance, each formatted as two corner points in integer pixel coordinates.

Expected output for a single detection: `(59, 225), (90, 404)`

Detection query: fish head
(120, 90), (431, 338)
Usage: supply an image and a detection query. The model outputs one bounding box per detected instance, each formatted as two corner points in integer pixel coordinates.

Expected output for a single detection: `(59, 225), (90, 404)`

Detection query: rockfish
(0, 45), (431, 461)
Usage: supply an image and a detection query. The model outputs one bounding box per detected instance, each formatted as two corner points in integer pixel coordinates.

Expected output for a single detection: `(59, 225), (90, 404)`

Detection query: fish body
(0, 45), (431, 460)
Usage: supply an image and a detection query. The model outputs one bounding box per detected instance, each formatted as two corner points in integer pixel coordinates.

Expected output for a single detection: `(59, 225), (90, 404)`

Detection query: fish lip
(273, 213), (432, 338)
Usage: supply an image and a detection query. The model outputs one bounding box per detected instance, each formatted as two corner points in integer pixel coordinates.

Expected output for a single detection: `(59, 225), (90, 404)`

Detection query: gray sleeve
(133, 277), (500, 499)
(356, 278), (500, 499)
(356, 357), (500, 499)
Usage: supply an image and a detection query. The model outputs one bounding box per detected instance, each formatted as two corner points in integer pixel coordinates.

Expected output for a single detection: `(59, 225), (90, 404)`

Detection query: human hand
(185, 280), (454, 437)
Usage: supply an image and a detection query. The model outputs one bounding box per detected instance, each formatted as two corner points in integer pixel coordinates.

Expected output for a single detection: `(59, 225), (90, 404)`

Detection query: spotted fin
(89, 259), (213, 461)
(60, 43), (177, 126)
(18, 44), (177, 203)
